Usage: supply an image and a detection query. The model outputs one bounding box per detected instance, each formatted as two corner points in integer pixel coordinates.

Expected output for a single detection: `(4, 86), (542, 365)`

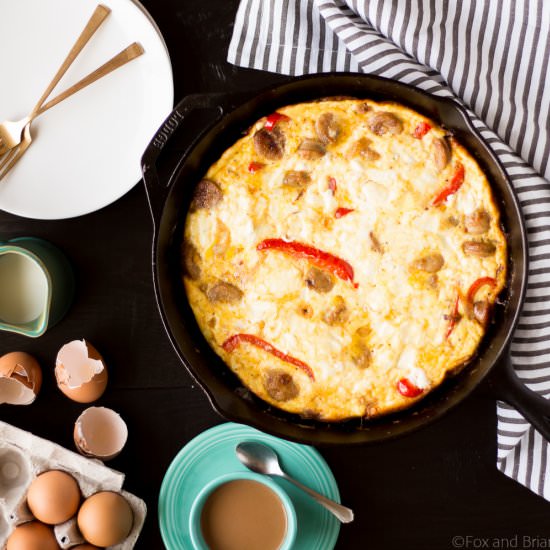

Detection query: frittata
(181, 98), (507, 421)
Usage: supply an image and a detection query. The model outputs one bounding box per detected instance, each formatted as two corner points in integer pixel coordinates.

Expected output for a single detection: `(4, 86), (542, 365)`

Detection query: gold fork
(0, 4), (111, 157)
(0, 42), (144, 181)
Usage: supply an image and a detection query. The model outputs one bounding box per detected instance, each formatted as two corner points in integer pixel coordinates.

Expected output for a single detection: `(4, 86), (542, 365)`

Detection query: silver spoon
(236, 441), (354, 523)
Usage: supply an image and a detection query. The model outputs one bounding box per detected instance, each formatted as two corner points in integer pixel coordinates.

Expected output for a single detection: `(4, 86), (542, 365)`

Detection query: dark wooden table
(2, 1), (550, 548)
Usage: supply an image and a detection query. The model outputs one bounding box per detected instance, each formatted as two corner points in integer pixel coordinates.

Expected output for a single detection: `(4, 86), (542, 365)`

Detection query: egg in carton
(0, 420), (146, 549)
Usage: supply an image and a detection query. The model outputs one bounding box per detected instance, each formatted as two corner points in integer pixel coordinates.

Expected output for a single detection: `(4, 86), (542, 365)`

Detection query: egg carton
(0, 420), (146, 549)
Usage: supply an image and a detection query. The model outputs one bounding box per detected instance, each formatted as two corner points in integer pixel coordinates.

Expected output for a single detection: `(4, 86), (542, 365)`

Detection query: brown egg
(55, 340), (108, 403)
(0, 351), (42, 405)
(72, 546), (100, 549)
(77, 491), (133, 547)
(6, 521), (60, 550)
(27, 470), (81, 525)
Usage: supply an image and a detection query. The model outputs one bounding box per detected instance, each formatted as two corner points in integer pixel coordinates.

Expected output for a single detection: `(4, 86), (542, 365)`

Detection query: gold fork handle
(0, 45), (144, 182)
(31, 4), (111, 116)
(37, 43), (145, 115)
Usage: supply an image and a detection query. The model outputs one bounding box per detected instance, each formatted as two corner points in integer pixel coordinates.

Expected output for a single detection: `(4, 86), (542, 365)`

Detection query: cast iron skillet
(142, 73), (550, 445)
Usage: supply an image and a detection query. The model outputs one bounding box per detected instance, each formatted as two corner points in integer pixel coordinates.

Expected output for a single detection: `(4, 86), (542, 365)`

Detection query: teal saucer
(159, 423), (341, 550)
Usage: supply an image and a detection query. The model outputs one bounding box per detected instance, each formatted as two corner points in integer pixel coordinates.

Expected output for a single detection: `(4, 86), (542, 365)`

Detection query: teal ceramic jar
(189, 471), (297, 550)
(0, 237), (74, 337)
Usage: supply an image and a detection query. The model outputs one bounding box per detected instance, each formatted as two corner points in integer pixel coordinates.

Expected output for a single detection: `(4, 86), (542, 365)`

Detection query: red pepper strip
(467, 277), (496, 304)
(335, 207), (355, 219)
(328, 176), (337, 195)
(397, 378), (424, 398)
(248, 161), (266, 173)
(431, 162), (466, 206)
(222, 333), (315, 380)
(413, 121), (432, 139)
(264, 112), (290, 131)
(445, 293), (461, 340)
(257, 239), (356, 286)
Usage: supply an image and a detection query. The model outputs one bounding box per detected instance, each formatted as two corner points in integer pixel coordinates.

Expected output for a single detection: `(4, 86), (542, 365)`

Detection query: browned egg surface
(201, 480), (287, 550)
(182, 99), (507, 421)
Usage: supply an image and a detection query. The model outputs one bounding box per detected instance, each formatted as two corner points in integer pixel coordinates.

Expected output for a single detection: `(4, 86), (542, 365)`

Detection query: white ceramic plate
(0, 0), (173, 219)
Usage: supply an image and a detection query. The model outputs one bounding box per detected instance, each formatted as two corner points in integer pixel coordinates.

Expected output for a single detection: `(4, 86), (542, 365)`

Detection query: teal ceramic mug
(189, 471), (297, 550)
(0, 237), (74, 337)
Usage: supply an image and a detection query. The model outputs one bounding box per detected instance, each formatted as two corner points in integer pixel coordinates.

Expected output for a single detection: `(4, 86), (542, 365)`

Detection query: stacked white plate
(0, 0), (173, 219)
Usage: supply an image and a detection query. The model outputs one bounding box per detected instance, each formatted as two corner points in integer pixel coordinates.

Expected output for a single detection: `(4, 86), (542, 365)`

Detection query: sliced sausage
(367, 111), (403, 136)
(189, 179), (223, 212)
(316, 112), (341, 144)
(348, 137), (380, 161)
(350, 342), (371, 369)
(465, 208), (491, 234)
(462, 240), (496, 257)
(253, 127), (285, 160)
(432, 137), (451, 171)
(263, 369), (300, 402)
(473, 300), (492, 326)
(298, 139), (326, 160)
(411, 252), (445, 273)
(323, 296), (349, 325)
(182, 240), (201, 280)
(205, 281), (243, 303)
(283, 170), (311, 189)
(305, 267), (334, 293)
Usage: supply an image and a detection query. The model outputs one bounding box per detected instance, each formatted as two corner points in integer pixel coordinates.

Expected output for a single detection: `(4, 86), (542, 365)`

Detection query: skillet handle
(489, 351), (550, 441)
(141, 94), (227, 231)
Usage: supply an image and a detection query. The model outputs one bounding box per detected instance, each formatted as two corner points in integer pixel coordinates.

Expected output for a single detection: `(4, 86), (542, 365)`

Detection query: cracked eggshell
(0, 352), (42, 405)
(74, 407), (128, 461)
(55, 340), (108, 403)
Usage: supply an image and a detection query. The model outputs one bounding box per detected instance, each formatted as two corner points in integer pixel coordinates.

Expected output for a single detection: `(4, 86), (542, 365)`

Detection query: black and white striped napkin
(228, 0), (550, 499)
